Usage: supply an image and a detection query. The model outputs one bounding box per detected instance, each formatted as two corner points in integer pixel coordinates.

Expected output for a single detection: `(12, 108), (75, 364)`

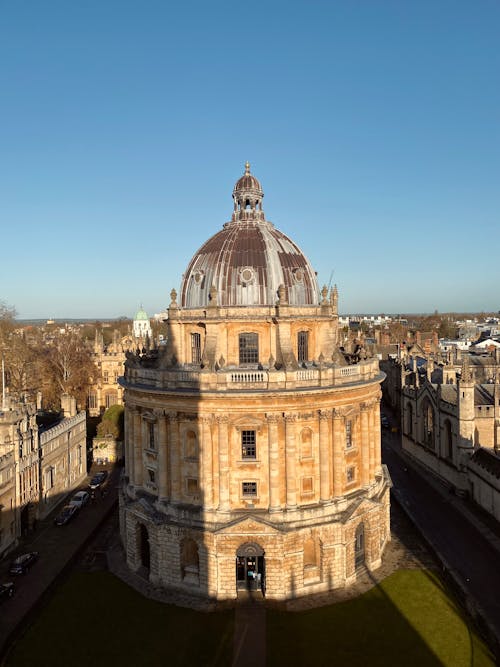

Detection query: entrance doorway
(236, 542), (265, 594)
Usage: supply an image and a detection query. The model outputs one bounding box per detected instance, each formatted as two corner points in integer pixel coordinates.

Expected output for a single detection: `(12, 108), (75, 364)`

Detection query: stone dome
(180, 164), (319, 308)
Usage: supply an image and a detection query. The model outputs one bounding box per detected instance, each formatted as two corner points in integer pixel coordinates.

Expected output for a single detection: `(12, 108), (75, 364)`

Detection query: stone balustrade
(123, 358), (381, 392)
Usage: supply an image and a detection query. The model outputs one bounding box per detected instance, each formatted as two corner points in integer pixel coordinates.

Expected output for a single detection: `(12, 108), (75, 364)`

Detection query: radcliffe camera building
(119, 164), (391, 602)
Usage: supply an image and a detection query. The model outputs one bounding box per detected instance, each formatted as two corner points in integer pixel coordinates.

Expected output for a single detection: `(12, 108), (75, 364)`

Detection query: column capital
(215, 415), (229, 424)
(284, 413), (297, 423)
(167, 411), (178, 422)
(333, 408), (344, 419)
(319, 409), (333, 421)
(200, 415), (214, 425)
(266, 413), (282, 424)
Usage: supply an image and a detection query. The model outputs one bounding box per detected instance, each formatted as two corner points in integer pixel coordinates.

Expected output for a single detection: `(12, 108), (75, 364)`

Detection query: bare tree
(41, 331), (94, 410)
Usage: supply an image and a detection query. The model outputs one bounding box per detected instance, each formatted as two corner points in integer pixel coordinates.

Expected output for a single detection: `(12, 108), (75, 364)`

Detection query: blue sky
(1, 0), (499, 319)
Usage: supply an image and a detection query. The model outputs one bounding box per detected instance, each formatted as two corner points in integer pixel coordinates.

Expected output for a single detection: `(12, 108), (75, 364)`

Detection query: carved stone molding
(319, 409), (333, 420)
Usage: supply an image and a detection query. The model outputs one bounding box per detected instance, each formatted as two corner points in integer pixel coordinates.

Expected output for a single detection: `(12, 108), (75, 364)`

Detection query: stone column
(375, 392), (382, 470)
(168, 412), (180, 502)
(360, 405), (370, 487)
(319, 410), (331, 502)
(156, 410), (168, 501)
(217, 416), (230, 512)
(368, 401), (376, 479)
(201, 416), (214, 510)
(285, 414), (297, 509)
(267, 414), (281, 511)
(133, 409), (143, 487)
(125, 405), (134, 481)
(332, 409), (344, 497)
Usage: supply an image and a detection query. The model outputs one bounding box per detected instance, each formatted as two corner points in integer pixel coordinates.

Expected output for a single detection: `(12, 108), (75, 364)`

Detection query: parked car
(54, 504), (78, 526)
(0, 582), (14, 601)
(89, 471), (108, 490)
(69, 490), (90, 510)
(9, 552), (39, 575)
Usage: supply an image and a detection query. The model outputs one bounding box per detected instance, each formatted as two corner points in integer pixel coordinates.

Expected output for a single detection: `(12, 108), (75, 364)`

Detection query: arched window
(105, 391), (117, 408)
(239, 332), (258, 365)
(423, 401), (435, 449)
(355, 523), (365, 567)
(180, 538), (199, 583)
(444, 419), (453, 460)
(406, 402), (413, 436)
(138, 523), (150, 570)
(298, 331), (309, 363)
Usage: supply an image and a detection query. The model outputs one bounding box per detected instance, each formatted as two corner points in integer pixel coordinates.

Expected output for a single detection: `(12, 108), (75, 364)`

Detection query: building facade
(119, 164), (390, 602)
(0, 394), (87, 557)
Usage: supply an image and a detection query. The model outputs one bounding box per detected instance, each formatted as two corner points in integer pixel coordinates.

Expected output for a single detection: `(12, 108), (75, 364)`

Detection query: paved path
(232, 595), (266, 667)
(381, 408), (500, 658)
(0, 465), (120, 662)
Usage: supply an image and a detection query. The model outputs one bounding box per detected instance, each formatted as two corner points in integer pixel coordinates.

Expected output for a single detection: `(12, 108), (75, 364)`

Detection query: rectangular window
(239, 333), (259, 364)
(88, 393), (97, 409)
(148, 422), (155, 450)
(347, 466), (355, 483)
(241, 430), (256, 459)
(242, 482), (257, 497)
(298, 331), (309, 363)
(346, 420), (352, 449)
(191, 332), (201, 364)
(186, 478), (199, 495)
(103, 370), (109, 383)
(148, 469), (156, 484)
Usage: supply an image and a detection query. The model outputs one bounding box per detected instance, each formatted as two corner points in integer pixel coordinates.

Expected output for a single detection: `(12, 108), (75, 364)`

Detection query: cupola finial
(245, 161), (251, 174)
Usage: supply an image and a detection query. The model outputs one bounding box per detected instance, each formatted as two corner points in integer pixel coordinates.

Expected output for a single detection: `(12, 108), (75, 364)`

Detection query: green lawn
(5, 571), (233, 667)
(5, 569), (494, 666)
(267, 570), (494, 667)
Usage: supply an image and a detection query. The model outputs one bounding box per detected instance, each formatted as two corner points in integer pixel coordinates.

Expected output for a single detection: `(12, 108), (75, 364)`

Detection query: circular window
(294, 268), (304, 282)
(240, 267), (254, 284)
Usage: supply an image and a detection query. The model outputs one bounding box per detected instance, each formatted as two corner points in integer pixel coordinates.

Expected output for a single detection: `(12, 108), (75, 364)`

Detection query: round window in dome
(193, 270), (204, 285)
(240, 267), (255, 285)
(293, 268), (304, 283)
